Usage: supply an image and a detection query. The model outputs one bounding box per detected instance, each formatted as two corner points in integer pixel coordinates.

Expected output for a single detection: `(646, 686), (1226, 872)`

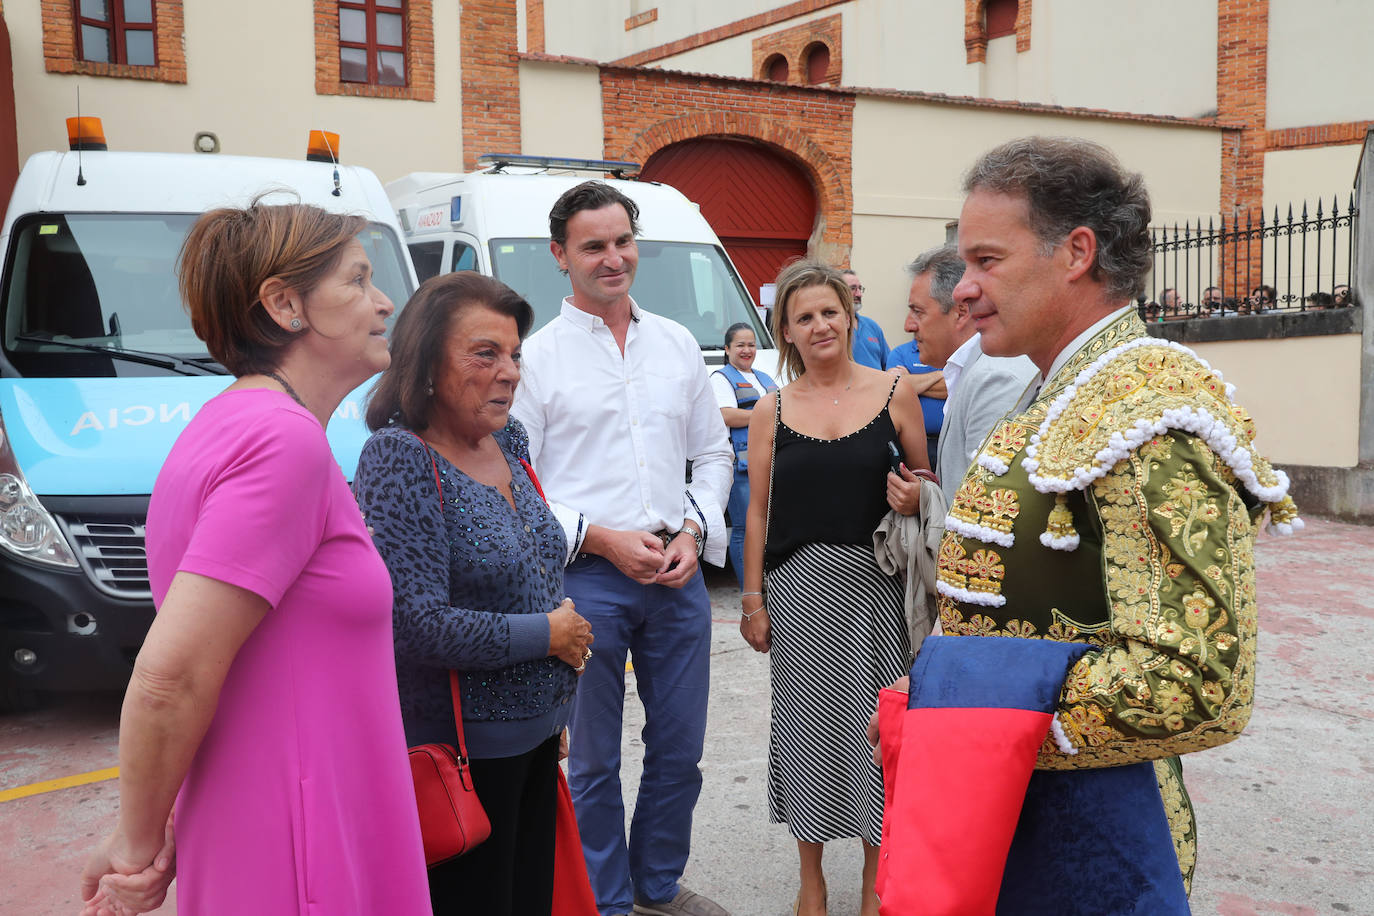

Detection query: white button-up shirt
(511, 297), (733, 567)
(942, 332), (982, 398)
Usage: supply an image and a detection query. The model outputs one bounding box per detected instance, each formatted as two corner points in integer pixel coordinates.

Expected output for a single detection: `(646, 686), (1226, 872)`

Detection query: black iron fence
(1145, 195), (1358, 320)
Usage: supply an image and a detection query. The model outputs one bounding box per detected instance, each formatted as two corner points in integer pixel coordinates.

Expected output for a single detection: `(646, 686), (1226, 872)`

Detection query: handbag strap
(448, 670), (471, 763)
(762, 390), (780, 607)
(519, 457), (547, 502)
(406, 431), (472, 760)
(407, 430), (444, 516)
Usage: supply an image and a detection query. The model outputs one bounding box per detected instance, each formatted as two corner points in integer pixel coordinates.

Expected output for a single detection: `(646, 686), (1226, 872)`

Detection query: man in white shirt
(511, 181), (732, 916)
(902, 244), (1036, 504)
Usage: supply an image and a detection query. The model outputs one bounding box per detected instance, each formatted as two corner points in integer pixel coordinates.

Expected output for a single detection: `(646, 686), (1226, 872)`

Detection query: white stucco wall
(1263, 145), (1362, 214)
(10, 2), (461, 183)
(1258, 144), (1362, 297)
(598, 0), (1215, 118)
(519, 61), (605, 159)
(647, 5), (852, 83)
(1191, 334), (1361, 467)
(1267, 0), (1374, 130)
(652, 33), (757, 80)
(843, 0), (975, 96)
(850, 96), (1223, 339)
(544, 0), (784, 63)
(978, 0), (1216, 118)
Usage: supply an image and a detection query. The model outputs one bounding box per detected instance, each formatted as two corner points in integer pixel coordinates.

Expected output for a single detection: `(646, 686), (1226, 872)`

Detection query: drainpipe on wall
(1356, 128), (1374, 470)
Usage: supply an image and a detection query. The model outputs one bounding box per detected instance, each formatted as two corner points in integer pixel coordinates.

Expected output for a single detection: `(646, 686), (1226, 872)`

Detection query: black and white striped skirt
(764, 541), (910, 845)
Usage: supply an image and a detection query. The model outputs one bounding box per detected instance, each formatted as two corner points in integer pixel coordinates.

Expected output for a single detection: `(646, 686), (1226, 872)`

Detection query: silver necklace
(817, 370), (854, 405)
(265, 370), (306, 409)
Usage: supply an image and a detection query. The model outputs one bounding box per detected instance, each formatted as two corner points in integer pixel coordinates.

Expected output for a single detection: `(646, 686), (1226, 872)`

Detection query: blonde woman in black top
(739, 260), (929, 916)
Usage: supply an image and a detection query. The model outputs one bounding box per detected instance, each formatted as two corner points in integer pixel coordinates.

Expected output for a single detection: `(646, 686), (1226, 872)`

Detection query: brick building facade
(6, 0), (1371, 268)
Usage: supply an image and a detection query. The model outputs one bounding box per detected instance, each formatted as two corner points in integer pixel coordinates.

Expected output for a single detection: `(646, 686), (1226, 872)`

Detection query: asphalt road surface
(2, 517), (1370, 915)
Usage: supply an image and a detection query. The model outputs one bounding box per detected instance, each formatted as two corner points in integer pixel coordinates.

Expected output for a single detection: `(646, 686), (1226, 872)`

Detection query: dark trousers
(427, 734), (560, 916)
(563, 554), (711, 914)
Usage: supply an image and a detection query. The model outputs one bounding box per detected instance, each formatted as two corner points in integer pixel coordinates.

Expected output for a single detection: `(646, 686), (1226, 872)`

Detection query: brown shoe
(633, 887), (730, 916)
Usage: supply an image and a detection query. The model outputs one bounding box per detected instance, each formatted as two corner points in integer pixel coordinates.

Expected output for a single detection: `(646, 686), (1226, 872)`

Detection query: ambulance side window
(409, 241), (444, 283)
(451, 243), (476, 273)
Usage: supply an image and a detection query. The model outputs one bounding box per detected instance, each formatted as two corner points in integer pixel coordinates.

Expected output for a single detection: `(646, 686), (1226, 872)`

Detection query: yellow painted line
(0, 766), (119, 803)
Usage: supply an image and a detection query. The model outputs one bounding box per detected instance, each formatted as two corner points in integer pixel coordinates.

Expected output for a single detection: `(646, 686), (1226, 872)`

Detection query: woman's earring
(290, 318), (302, 330)
(426, 380), (434, 396)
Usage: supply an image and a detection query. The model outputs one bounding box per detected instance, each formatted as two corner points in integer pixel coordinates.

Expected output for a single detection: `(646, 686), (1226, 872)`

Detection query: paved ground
(1, 517), (1370, 915)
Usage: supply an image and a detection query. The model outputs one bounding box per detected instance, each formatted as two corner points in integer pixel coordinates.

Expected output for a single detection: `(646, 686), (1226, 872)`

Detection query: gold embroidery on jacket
(1038, 439), (1257, 771)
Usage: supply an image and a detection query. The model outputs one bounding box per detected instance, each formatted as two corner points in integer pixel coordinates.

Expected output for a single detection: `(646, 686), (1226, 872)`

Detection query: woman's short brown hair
(178, 199), (366, 376)
(365, 271), (535, 432)
(770, 259), (854, 382)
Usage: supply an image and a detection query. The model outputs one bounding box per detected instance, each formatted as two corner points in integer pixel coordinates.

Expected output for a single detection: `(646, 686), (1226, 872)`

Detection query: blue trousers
(726, 467), (750, 590)
(564, 554), (712, 915)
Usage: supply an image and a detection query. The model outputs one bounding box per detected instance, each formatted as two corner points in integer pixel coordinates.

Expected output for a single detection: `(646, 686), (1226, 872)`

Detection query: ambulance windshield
(488, 239), (772, 351)
(1, 213), (413, 377)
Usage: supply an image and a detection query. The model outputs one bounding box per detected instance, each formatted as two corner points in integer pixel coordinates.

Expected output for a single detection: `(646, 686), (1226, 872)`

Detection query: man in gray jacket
(904, 245), (1037, 503)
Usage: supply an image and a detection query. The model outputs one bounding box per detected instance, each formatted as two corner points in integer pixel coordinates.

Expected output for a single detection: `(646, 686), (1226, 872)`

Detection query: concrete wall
(1259, 144), (1361, 296)
(640, 5), (864, 83)
(992, 0), (1217, 118)
(10, 2), (461, 183)
(850, 95), (1223, 340)
(654, 35), (754, 79)
(1263, 145), (1363, 213)
(573, 0), (1216, 120)
(1267, 0), (1374, 130)
(545, 0), (783, 63)
(845, 0), (973, 97)
(1190, 334), (1361, 467)
(518, 60), (604, 159)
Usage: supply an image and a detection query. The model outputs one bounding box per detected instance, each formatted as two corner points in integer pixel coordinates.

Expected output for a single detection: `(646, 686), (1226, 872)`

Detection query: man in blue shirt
(886, 316), (947, 459)
(843, 269), (890, 369)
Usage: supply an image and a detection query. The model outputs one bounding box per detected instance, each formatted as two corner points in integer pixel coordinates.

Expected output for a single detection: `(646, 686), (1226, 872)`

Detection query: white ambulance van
(0, 120), (415, 705)
(385, 155), (777, 374)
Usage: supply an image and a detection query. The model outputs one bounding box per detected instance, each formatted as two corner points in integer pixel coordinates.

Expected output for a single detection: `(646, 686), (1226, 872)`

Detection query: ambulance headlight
(0, 475), (22, 511)
(0, 416), (78, 567)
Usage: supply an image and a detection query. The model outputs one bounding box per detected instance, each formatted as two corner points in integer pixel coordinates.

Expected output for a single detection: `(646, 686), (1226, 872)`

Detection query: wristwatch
(683, 525), (704, 556)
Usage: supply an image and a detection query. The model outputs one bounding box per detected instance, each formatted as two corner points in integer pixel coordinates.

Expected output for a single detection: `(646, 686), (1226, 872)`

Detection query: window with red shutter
(338, 0), (408, 87)
(74, 0), (157, 67)
(805, 42), (831, 84)
(984, 0), (1018, 40)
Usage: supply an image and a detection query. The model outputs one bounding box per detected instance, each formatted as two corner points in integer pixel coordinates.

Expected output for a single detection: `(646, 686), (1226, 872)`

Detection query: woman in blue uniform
(710, 322), (778, 589)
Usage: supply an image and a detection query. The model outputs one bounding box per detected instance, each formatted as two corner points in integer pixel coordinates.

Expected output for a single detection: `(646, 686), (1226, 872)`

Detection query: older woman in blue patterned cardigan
(353, 272), (594, 916)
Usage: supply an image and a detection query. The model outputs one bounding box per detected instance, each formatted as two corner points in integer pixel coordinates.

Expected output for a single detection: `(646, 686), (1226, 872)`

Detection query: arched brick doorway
(640, 138), (816, 307)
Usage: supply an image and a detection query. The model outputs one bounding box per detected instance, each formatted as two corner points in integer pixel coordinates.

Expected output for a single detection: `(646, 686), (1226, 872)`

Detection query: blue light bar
(477, 153), (641, 175)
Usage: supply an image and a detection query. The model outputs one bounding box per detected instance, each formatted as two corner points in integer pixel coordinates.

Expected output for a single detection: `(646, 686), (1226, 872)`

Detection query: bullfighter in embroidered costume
(869, 136), (1301, 916)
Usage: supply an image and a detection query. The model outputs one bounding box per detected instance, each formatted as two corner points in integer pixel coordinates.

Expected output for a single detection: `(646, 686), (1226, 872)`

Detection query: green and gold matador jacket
(935, 310), (1301, 884)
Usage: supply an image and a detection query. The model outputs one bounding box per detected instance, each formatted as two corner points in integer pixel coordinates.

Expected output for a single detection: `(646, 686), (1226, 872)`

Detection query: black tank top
(764, 379), (900, 570)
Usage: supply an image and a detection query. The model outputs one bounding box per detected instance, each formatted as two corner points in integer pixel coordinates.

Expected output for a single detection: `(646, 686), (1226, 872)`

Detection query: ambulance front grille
(59, 515), (151, 599)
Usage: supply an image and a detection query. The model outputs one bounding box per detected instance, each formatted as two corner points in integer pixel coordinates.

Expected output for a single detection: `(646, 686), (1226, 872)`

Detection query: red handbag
(409, 670), (492, 867)
(404, 432), (492, 866)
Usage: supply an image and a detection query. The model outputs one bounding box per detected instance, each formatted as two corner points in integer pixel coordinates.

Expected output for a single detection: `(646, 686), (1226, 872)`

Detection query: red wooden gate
(0, 13), (19, 213)
(640, 138), (815, 307)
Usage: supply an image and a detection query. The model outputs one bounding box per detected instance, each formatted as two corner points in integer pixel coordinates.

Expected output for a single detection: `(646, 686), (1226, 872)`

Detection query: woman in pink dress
(79, 202), (431, 915)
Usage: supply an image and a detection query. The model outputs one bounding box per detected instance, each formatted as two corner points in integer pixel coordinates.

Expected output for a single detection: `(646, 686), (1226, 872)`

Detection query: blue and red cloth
(877, 636), (1190, 915)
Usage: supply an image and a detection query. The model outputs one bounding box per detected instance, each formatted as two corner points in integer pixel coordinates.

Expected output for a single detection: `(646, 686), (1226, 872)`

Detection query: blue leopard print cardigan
(354, 419), (576, 758)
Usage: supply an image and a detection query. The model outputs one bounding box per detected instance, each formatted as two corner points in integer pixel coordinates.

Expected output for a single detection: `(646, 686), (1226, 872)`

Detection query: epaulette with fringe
(1020, 337), (1302, 551)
